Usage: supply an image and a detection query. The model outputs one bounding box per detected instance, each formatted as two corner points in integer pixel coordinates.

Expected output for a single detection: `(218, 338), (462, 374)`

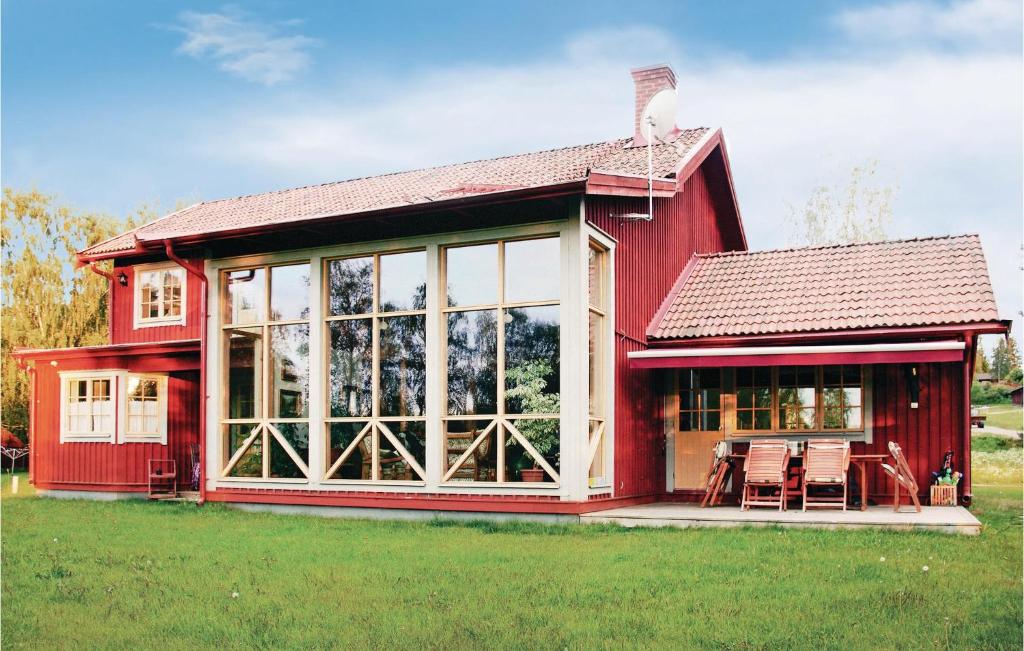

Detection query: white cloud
(187, 5), (1021, 338)
(171, 8), (318, 85)
(834, 0), (1022, 50)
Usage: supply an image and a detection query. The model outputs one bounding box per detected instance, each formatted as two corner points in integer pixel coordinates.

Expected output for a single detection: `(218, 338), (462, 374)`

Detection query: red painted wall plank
(587, 161), (742, 498)
(860, 362), (967, 502)
(110, 257), (204, 344)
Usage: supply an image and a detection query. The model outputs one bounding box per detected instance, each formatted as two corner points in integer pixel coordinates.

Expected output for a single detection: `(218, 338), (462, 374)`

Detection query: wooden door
(674, 428), (719, 490)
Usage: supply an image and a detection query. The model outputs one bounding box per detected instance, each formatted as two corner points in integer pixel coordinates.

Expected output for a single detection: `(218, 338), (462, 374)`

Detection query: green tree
(991, 338), (1011, 380)
(1003, 337), (1021, 381)
(974, 343), (991, 374)
(786, 161), (896, 246)
(1, 189), (143, 438)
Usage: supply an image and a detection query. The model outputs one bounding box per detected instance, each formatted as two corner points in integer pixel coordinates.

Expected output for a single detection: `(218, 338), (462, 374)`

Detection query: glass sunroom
(207, 221), (615, 499)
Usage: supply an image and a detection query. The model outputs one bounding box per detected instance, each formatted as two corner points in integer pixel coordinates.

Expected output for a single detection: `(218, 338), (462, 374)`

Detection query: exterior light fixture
(117, 272), (128, 286)
(905, 364), (920, 409)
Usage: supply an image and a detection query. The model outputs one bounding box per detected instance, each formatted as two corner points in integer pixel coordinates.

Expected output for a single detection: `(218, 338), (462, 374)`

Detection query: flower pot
(520, 468), (545, 483)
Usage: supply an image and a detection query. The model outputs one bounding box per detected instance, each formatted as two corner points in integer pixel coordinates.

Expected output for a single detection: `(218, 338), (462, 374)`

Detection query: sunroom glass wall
(221, 263), (311, 480)
(443, 238), (561, 484)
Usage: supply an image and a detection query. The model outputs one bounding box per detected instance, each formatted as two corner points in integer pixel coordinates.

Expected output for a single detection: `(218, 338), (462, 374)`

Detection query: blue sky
(3, 0), (1022, 348)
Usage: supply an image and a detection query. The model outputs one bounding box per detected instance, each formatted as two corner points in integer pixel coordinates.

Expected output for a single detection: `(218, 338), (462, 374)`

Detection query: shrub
(971, 382), (1012, 405)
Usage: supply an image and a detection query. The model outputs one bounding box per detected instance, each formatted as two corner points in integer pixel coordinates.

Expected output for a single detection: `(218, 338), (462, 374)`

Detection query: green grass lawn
(2, 467), (1021, 650)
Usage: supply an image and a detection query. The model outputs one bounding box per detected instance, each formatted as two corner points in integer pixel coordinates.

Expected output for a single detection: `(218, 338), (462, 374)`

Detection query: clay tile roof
(81, 128), (711, 257)
(648, 234), (1001, 340)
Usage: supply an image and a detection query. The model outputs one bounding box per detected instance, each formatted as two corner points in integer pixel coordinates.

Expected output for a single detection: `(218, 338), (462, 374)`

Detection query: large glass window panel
(588, 245), (606, 310)
(224, 268), (265, 325)
(226, 328), (262, 419)
(268, 423), (309, 479)
(504, 305), (560, 414)
(270, 263), (310, 321)
(444, 419), (496, 482)
(269, 324), (309, 419)
(504, 238), (559, 303)
(379, 315), (426, 417)
(225, 424), (262, 478)
(588, 310), (604, 417)
(446, 243), (498, 307)
(378, 422), (426, 480)
(328, 319), (372, 417)
(379, 251), (426, 312)
(588, 420), (606, 480)
(508, 418), (560, 481)
(446, 310), (498, 415)
(326, 422), (371, 480)
(327, 257), (374, 316)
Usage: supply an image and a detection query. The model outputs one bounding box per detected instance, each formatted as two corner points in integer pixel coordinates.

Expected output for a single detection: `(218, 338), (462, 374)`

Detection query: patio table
(727, 452), (888, 511)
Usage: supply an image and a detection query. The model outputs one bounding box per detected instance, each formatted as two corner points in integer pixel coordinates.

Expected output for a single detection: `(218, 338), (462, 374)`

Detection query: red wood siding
(110, 257), (204, 344)
(861, 361), (967, 500)
(30, 362), (200, 492)
(587, 161), (744, 498)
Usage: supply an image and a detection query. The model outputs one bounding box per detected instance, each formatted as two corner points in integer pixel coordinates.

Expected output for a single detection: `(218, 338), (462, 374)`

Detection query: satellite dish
(640, 88), (677, 142)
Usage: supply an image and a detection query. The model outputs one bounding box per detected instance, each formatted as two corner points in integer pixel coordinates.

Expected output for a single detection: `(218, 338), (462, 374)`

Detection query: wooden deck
(580, 503), (982, 535)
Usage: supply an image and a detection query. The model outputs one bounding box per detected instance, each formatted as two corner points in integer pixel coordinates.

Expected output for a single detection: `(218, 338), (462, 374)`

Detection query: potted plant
(505, 360), (560, 482)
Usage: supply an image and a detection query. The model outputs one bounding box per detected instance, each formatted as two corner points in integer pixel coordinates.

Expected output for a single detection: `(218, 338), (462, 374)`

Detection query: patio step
(580, 503), (982, 535)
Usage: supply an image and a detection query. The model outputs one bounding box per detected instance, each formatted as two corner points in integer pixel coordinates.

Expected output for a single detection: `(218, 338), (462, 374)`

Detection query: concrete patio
(580, 503), (982, 535)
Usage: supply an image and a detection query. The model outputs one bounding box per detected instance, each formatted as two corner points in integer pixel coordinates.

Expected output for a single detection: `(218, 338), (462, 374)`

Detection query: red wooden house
(13, 64), (1007, 518)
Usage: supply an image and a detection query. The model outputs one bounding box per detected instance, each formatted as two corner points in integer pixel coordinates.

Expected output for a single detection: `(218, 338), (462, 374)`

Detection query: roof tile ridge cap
(625, 125), (711, 149)
(646, 253), (704, 340)
(693, 233), (979, 260)
(185, 138), (632, 208)
(80, 202), (204, 254)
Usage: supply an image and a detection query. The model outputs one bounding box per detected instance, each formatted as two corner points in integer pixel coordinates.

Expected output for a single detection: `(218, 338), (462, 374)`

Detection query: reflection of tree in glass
(505, 361), (560, 461)
(504, 307), (559, 413)
(379, 315), (426, 416)
(328, 258), (373, 315)
(446, 310), (498, 414)
(380, 282), (427, 312)
(271, 324), (309, 417)
(329, 320), (372, 417)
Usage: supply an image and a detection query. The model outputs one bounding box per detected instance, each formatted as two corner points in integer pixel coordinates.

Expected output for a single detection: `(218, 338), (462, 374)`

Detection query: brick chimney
(630, 64), (678, 147)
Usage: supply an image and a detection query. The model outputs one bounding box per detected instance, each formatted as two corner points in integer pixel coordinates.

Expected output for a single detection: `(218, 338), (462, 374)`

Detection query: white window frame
(59, 371), (118, 443)
(133, 262), (187, 328)
(121, 373), (169, 444)
(584, 225), (616, 492)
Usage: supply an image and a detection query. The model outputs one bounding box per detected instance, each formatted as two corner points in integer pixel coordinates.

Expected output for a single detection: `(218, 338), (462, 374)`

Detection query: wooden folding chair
(741, 439), (791, 511)
(701, 441), (732, 508)
(148, 459), (177, 500)
(882, 441), (921, 512)
(802, 438), (851, 511)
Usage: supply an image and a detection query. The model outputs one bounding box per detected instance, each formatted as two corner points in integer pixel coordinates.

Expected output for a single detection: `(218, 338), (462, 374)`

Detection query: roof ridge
(694, 233), (980, 259)
(188, 138), (634, 209)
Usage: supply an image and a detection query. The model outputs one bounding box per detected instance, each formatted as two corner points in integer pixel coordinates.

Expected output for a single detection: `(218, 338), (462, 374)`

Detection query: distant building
(1011, 387), (1023, 406)
(975, 372), (995, 383)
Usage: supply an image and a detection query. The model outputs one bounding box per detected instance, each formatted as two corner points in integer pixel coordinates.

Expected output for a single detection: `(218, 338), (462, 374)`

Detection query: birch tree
(1, 189), (145, 437)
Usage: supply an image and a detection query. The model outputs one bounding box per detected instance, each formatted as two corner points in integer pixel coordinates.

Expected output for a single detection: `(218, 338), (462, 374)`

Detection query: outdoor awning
(627, 340), (966, 369)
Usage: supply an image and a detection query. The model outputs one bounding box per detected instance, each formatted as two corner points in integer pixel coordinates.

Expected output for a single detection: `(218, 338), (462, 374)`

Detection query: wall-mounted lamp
(117, 272), (128, 286)
(905, 364), (920, 409)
